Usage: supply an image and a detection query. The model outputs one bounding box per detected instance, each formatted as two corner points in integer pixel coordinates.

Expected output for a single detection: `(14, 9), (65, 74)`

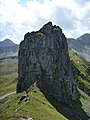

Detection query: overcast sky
(0, 0), (90, 43)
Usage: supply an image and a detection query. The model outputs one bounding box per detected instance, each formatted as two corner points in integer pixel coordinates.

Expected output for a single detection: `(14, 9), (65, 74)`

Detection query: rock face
(17, 22), (79, 105)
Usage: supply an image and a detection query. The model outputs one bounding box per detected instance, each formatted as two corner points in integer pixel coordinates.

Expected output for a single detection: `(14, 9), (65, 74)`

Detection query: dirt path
(0, 91), (16, 100)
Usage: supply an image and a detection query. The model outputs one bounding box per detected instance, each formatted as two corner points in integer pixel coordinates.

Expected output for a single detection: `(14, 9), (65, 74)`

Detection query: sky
(0, 0), (90, 44)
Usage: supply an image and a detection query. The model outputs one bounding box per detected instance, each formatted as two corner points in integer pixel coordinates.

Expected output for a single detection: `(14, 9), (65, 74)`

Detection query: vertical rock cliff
(17, 22), (79, 105)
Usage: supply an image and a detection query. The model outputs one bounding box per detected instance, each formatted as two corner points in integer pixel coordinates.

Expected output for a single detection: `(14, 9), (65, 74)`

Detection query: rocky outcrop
(17, 22), (79, 106)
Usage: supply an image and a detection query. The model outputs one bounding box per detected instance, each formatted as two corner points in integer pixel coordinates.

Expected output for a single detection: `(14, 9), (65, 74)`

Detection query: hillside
(0, 80), (90, 120)
(0, 58), (18, 96)
(69, 48), (90, 96)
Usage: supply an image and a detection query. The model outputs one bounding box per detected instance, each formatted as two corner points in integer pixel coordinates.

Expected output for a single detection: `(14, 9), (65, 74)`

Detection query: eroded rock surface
(17, 22), (79, 105)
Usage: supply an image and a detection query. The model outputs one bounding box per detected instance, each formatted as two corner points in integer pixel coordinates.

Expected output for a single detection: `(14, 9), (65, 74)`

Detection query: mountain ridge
(0, 39), (18, 47)
(0, 39), (19, 59)
(67, 33), (90, 62)
(77, 33), (90, 43)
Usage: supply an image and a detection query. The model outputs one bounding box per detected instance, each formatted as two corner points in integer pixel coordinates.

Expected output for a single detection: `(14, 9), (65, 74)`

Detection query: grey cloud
(51, 6), (78, 31)
(80, 10), (90, 30)
(74, 0), (90, 6)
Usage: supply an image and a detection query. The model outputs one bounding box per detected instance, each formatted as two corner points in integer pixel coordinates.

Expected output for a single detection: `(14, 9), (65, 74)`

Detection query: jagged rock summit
(17, 22), (79, 105)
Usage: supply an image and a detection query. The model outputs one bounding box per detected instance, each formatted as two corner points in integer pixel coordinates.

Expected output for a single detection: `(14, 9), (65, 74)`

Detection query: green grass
(78, 76), (90, 89)
(69, 49), (90, 91)
(0, 85), (68, 120)
(0, 60), (18, 96)
(0, 61), (18, 75)
(0, 84), (90, 120)
(79, 89), (90, 113)
(36, 32), (45, 37)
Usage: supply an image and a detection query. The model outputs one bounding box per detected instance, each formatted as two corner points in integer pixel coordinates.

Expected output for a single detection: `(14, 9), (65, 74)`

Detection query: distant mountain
(67, 33), (90, 62)
(0, 39), (17, 47)
(77, 33), (90, 43)
(0, 39), (19, 58)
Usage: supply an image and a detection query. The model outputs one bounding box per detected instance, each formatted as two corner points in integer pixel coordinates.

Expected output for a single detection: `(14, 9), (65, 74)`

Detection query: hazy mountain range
(67, 33), (90, 62)
(0, 39), (19, 59)
(0, 33), (90, 61)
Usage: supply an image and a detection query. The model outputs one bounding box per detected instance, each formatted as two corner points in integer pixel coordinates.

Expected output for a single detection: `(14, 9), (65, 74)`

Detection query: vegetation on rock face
(36, 32), (45, 37)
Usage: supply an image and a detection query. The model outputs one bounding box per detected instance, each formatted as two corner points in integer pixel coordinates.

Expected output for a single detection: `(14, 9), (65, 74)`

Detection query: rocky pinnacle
(17, 22), (79, 106)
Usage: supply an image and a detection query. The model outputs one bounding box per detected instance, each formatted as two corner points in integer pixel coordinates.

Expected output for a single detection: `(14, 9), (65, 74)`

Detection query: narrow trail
(0, 91), (16, 100)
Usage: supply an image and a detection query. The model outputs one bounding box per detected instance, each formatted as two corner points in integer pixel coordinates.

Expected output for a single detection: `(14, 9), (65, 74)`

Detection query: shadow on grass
(42, 92), (90, 120)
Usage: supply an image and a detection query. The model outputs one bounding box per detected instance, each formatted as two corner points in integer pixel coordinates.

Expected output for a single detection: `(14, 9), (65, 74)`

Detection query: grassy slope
(69, 49), (90, 92)
(0, 84), (90, 120)
(0, 60), (18, 96)
(0, 85), (67, 120)
(79, 89), (90, 114)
